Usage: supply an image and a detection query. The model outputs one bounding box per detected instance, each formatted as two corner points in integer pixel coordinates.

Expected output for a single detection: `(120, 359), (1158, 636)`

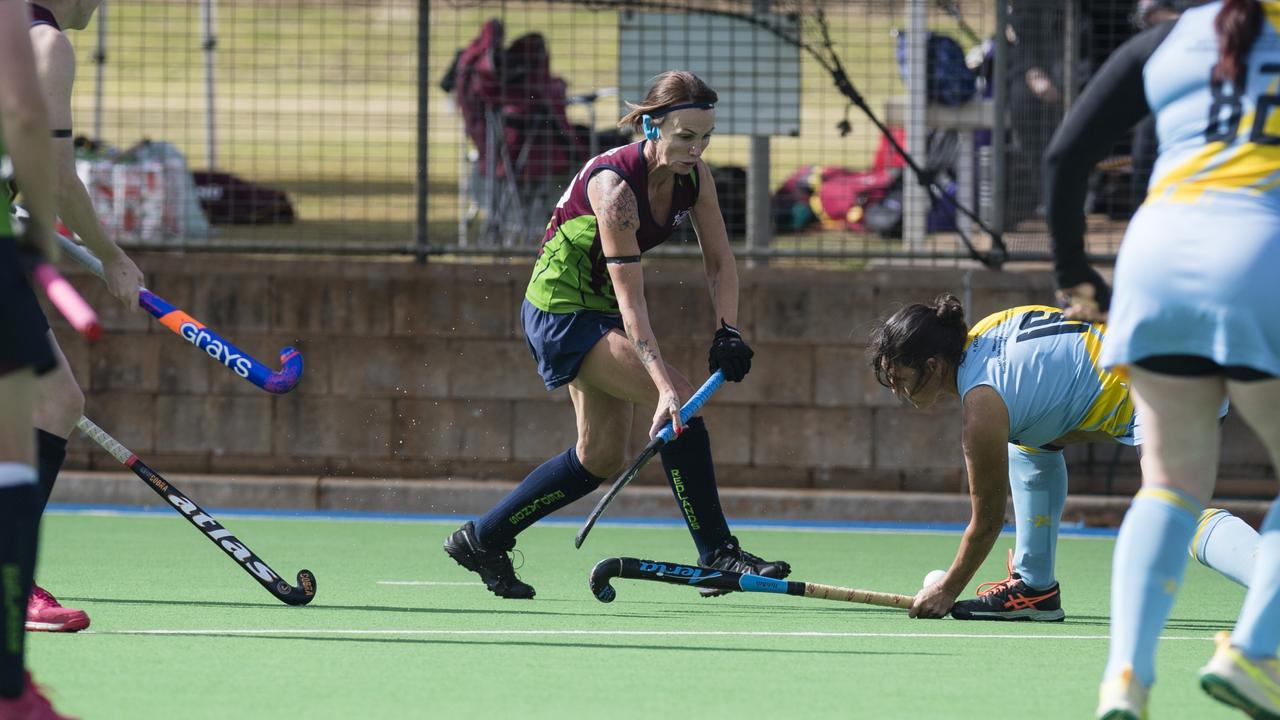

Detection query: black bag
(710, 165), (748, 238)
(191, 171), (295, 225)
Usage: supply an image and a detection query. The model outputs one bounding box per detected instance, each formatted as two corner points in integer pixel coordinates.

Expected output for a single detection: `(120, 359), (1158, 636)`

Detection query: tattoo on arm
(630, 337), (659, 369)
(595, 173), (639, 233)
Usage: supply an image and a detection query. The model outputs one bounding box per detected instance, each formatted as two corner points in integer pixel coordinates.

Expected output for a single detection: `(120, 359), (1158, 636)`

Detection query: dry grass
(66, 0), (1024, 258)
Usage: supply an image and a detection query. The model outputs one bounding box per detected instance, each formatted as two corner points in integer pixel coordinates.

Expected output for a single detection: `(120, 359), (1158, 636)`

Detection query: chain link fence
(64, 0), (1156, 265)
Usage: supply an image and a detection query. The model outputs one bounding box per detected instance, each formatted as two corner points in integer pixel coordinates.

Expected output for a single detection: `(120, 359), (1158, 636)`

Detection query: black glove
(1080, 265), (1113, 313)
(708, 319), (753, 382)
(1056, 265), (1113, 314)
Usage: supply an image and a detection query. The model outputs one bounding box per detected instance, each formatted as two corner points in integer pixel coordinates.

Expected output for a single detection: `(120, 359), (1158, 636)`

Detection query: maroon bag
(191, 171), (295, 225)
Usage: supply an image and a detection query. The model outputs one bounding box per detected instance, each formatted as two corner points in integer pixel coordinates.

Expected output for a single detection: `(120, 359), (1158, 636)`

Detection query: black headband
(648, 102), (715, 118)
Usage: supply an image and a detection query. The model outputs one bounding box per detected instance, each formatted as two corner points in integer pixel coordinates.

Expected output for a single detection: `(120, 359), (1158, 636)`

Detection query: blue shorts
(521, 299), (623, 390)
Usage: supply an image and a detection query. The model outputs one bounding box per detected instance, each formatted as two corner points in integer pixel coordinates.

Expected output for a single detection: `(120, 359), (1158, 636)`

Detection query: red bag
(814, 168), (897, 232)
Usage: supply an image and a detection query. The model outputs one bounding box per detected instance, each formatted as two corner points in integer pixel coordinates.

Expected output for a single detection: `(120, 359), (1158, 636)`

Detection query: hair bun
(932, 293), (967, 329)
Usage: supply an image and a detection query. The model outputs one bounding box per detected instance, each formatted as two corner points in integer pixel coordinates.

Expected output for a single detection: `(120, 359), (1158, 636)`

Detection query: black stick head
(277, 570), (317, 606)
(588, 558), (621, 603)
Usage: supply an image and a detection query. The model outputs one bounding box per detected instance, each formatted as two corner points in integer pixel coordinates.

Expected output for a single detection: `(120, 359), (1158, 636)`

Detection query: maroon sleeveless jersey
(29, 4), (61, 30)
(525, 141), (700, 313)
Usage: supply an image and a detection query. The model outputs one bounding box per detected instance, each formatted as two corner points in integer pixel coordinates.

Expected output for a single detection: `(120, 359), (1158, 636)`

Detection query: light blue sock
(1009, 445), (1067, 590)
(1191, 508), (1258, 588)
(1104, 487), (1202, 687)
(1232, 501), (1280, 657)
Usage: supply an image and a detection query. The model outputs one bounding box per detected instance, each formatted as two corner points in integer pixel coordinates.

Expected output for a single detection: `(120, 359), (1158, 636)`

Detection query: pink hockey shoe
(25, 587), (89, 633)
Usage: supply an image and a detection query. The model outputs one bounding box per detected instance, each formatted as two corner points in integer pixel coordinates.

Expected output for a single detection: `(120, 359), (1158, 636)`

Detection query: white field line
(376, 581), (477, 586)
(80, 628), (1214, 642)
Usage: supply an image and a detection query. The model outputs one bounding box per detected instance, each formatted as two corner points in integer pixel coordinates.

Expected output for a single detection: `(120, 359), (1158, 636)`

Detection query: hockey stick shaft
(590, 557), (913, 609)
(55, 233), (303, 394)
(573, 371), (726, 549)
(31, 263), (102, 342)
(18, 244), (102, 342)
(75, 416), (317, 606)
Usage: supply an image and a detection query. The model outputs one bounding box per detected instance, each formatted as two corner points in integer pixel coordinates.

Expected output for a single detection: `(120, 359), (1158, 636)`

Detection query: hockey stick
(30, 262), (101, 341)
(18, 244), (102, 342)
(589, 557), (914, 609)
(76, 416), (317, 606)
(574, 370), (725, 549)
(55, 232), (303, 394)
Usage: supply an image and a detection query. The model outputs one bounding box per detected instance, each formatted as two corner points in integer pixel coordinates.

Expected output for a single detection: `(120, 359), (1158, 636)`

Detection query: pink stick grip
(32, 263), (102, 342)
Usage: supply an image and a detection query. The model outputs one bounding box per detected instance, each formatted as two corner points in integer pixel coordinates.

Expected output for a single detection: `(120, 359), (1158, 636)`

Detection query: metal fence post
(992, 0), (1008, 242)
(201, 0), (217, 169)
(904, 0), (928, 249)
(93, 0), (107, 142)
(416, 0), (430, 263)
(746, 0), (772, 265)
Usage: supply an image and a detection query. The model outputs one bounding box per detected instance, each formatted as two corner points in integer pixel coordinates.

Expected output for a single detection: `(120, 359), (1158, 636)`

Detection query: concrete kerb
(51, 471), (1273, 528)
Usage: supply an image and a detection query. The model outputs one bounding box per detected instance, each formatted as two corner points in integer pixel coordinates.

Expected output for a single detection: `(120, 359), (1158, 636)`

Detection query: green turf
(28, 512), (1250, 719)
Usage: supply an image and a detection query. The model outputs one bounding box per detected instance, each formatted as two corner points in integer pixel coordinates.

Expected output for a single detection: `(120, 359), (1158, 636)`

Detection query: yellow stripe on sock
(1136, 487), (1203, 517)
(1189, 508), (1228, 560)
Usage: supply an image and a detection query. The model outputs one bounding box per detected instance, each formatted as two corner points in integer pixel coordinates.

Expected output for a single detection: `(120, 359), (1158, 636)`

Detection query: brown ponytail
(1214, 0), (1264, 84)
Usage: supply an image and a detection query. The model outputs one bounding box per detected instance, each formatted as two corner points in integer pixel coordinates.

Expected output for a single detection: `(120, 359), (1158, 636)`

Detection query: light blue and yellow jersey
(957, 306), (1135, 449)
(1144, 1), (1280, 209)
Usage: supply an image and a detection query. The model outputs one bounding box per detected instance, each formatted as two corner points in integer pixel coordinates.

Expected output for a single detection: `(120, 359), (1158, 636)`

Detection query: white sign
(618, 12), (802, 137)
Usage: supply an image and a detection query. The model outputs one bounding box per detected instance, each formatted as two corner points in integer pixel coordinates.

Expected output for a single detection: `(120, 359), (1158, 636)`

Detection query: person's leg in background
(0, 364), (74, 716)
(0, 369), (41, 705)
(1098, 367), (1225, 718)
(26, 331), (89, 632)
(1200, 376), (1280, 717)
(1190, 506), (1258, 588)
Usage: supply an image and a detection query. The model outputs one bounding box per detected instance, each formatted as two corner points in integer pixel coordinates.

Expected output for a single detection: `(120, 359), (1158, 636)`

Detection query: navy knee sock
(0, 474), (40, 698)
(659, 417), (732, 561)
(475, 447), (605, 551)
(35, 429), (67, 518)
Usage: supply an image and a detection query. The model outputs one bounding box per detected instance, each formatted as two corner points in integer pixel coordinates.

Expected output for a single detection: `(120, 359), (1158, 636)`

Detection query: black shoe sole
(949, 609), (1065, 622)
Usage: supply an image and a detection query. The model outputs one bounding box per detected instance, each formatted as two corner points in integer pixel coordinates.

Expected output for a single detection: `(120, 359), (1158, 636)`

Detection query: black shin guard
(658, 417), (732, 560)
(0, 477), (40, 698)
(35, 429), (67, 518)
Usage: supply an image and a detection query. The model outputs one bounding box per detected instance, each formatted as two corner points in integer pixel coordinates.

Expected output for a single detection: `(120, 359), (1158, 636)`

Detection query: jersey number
(1206, 64), (1280, 145)
(1015, 311), (1090, 343)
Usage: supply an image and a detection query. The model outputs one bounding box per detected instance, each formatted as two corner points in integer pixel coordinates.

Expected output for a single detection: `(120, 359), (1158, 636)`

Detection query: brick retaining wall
(48, 255), (1276, 501)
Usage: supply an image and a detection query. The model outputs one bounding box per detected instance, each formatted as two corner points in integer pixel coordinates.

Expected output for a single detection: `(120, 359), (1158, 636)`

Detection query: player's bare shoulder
(588, 170), (639, 233)
(693, 158), (719, 202)
(29, 23), (76, 81)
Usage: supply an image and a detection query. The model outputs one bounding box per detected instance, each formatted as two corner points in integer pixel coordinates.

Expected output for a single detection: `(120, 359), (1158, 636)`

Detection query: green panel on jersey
(0, 132), (12, 238)
(525, 214), (619, 314)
